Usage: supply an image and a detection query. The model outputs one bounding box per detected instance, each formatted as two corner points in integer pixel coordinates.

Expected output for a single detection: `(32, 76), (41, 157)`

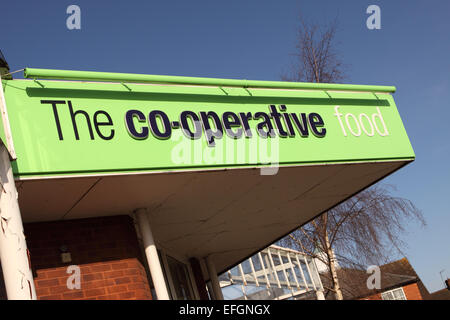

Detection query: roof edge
(23, 68), (396, 93)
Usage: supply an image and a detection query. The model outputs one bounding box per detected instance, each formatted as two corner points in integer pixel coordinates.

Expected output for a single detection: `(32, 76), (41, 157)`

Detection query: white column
(0, 143), (36, 299)
(135, 208), (170, 300)
(205, 255), (224, 300)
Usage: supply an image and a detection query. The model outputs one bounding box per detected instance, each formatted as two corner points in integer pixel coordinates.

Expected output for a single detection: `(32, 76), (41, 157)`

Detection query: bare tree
(280, 18), (425, 300)
(281, 185), (425, 299)
(282, 17), (345, 83)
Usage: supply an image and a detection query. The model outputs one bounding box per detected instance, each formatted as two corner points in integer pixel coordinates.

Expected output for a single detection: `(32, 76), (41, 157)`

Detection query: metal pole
(135, 208), (170, 300)
(0, 143), (36, 299)
(205, 255), (224, 300)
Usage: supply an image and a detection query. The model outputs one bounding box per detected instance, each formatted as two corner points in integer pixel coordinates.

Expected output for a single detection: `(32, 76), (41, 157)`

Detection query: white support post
(205, 255), (224, 300)
(135, 208), (170, 300)
(0, 143), (36, 299)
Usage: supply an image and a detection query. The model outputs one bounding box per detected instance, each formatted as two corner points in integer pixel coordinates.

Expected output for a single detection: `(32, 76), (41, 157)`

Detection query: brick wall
(24, 215), (152, 300)
(361, 282), (423, 300)
(402, 283), (423, 300)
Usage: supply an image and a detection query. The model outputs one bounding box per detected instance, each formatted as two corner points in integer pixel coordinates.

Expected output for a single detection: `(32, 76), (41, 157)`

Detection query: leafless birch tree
(280, 18), (425, 300)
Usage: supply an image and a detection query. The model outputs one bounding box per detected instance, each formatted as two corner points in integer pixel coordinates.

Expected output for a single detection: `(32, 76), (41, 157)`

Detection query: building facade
(0, 68), (415, 300)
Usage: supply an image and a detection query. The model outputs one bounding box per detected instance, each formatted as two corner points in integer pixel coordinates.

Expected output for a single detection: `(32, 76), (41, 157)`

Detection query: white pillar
(135, 208), (170, 300)
(0, 143), (36, 299)
(205, 255), (224, 300)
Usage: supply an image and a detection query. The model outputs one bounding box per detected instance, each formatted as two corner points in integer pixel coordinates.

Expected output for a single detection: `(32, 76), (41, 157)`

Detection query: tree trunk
(324, 221), (343, 300)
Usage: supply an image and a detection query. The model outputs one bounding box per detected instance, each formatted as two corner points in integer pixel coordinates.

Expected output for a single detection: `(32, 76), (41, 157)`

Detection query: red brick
(80, 265), (92, 274)
(25, 216), (152, 300)
(83, 279), (113, 290)
(123, 268), (141, 276)
(36, 278), (59, 288)
(115, 277), (131, 285)
(85, 288), (106, 298)
(104, 270), (124, 278)
(97, 294), (119, 300)
(45, 269), (69, 279)
(111, 262), (128, 270)
(106, 285), (128, 294)
(36, 287), (50, 296)
(62, 290), (84, 299)
(90, 264), (112, 273)
(403, 283), (422, 300)
(82, 273), (104, 282)
(128, 283), (145, 291)
(118, 291), (136, 299)
(40, 294), (63, 300)
(35, 270), (48, 279)
(49, 285), (71, 295)
(135, 289), (152, 300)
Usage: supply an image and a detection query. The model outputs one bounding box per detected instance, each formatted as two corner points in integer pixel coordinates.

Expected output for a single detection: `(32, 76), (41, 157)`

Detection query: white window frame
(381, 287), (407, 300)
(158, 248), (199, 300)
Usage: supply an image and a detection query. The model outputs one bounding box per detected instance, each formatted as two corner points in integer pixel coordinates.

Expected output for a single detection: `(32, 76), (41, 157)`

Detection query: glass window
(218, 272), (230, 282)
(281, 255), (289, 265)
(222, 284), (245, 300)
(241, 259), (257, 284)
(244, 284), (270, 300)
(300, 260), (312, 284)
(277, 270), (287, 286)
(261, 252), (277, 286)
(166, 255), (194, 300)
(285, 266), (296, 287)
(271, 253), (281, 267)
(252, 255), (267, 285)
(252, 255), (262, 271)
(381, 288), (406, 300)
(229, 265), (242, 283)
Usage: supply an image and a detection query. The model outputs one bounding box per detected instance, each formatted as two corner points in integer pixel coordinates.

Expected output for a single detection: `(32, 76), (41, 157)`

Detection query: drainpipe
(135, 208), (170, 300)
(0, 144), (36, 299)
(205, 255), (224, 300)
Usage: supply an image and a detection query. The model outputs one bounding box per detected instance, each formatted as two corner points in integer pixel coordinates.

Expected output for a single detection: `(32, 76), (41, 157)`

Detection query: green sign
(1, 70), (414, 179)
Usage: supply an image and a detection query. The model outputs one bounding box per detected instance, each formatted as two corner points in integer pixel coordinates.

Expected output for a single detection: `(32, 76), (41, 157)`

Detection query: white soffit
(18, 160), (408, 273)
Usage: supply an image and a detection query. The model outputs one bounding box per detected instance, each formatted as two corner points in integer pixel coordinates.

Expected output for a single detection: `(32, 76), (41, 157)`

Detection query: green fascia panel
(1, 76), (414, 179)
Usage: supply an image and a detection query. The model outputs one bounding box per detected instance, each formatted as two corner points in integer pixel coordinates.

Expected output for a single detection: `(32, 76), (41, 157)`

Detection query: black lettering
(308, 113), (326, 137)
(239, 112), (253, 137)
(222, 111), (243, 139)
(68, 100), (94, 140)
(269, 105), (288, 137)
(180, 111), (202, 139)
(253, 112), (275, 138)
(280, 105), (295, 137)
(290, 113), (309, 137)
(93, 110), (114, 140)
(125, 110), (149, 139)
(148, 110), (171, 139)
(199, 111), (223, 147)
(40, 100), (66, 140)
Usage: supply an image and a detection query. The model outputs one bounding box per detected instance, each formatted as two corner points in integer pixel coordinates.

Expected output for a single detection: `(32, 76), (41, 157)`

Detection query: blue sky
(2, 1), (449, 293)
